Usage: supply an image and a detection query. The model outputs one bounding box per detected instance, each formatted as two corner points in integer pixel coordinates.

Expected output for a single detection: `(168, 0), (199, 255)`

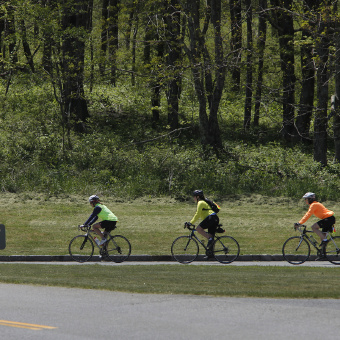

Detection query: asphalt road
(1, 283), (340, 340)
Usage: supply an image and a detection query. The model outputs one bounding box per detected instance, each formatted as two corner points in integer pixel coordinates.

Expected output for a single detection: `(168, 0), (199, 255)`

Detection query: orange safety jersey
(299, 201), (334, 225)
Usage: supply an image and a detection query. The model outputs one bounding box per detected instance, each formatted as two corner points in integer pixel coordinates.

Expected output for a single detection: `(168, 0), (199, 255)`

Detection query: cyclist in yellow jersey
(188, 190), (219, 250)
(294, 192), (336, 249)
(81, 195), (118, 246)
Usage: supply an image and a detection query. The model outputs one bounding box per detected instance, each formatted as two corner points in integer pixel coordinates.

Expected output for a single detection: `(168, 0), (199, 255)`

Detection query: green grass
(0, 264), (339, 298)
(0, 192), (339, 256)
(1, 192), (340, 298)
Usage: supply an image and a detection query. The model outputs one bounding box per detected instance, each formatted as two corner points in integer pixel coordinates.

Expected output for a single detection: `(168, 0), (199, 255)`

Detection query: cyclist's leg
(196, 225), (211, 239)
(207, 214), (219, 236)
(92, 222), (104, 238)
(96, 221), (117, 243)
(311, 222), (327, 242)
(198, 215), (218, 240)
(314, 217), (335, 243)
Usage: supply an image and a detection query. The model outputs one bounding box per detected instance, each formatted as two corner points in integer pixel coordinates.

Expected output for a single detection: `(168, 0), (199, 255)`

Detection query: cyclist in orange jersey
(294, 192), (336, 249)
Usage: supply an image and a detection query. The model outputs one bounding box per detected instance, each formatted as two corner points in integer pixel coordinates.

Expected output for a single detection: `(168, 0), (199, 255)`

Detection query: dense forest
(0, 0), (340, 200)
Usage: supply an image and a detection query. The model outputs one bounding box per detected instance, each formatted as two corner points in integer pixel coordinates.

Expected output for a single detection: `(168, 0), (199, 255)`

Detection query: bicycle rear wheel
(69, 235), (94, 262)
(171, 236), (199, 264)
(213, 236), (240, 264)
(282, 236), (310, 264)
(325, 236), (340, 265)
(104, 235), (131, 263)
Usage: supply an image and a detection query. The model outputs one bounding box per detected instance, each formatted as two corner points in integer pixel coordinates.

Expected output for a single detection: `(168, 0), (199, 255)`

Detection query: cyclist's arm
(84, 206), (102, 225)
(190, 201), (203, 225)
(298, 205), (315, 225)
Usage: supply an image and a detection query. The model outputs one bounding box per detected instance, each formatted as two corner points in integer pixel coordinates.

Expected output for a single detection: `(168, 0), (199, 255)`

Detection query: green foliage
(0, 79), (340, 200)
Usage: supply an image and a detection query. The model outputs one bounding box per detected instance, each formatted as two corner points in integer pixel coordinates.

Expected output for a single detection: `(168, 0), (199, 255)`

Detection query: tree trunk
(253, 0), (267, 127)
(100, 0), (109, 76)
(165, 0), (182, 130)
(6, 4), (18, 65)
(295, 0), (317, 143)
(208, 0), (225, 149)
(0, 8), (4, 71)
(243, 0), (253, 131)
(229, 0), (242, 92)
(108, 0), (119, 85)
(20, 20), (35, 73)
(314, 20), (329, 166)
(271, 0), (296, 142)
(332, 11), (340, 162)
(184, 0), (225, 149)
(61, 0), (93, 133)
(295, 36), (314, 142)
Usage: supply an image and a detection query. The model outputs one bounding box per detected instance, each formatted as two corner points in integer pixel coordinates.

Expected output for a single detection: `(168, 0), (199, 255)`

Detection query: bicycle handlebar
(184, 222), (195, 231)
(294, 224), (309, 234)
(78, 225), (91, 232)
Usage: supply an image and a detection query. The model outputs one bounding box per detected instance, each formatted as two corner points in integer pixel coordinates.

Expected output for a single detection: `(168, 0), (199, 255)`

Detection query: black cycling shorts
(99, 220), (117, 232)
(199, 214), (219, 235)
(317, 215), (336, 232)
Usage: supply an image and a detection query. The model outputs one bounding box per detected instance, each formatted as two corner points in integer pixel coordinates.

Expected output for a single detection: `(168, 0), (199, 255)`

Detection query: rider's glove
(79, 224), (87, 231)
(184, 222), (192, 228)
(294, 222), (300, 230)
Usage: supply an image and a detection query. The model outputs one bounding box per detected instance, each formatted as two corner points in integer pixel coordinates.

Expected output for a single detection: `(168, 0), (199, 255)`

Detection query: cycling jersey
(84, 203), (117, 225)
(299, 201), (334, 225)
(190, 200), (215, 225)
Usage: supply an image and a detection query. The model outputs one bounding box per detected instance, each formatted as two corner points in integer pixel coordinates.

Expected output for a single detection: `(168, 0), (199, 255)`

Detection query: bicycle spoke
(171, 236), (199, 264)
(105, 235), (131, 263)
(69, 235), (94, 263)
(325, 236), (340, 265)
(213, 236), (239, 264)
(282, 236), (310, 265)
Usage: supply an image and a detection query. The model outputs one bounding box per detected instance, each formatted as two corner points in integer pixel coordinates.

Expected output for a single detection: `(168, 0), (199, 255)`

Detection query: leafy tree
(183, 0), (225, 149)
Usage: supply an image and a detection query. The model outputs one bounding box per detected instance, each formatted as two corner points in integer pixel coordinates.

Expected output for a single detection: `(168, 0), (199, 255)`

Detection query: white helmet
(88, 195), (100, 203)
(303, 192), (315, 199)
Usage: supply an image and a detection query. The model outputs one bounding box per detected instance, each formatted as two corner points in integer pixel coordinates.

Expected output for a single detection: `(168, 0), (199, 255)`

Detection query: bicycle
(69, 225), (131, 263)
(171, 223), (240, 264)
(282, 224), (340, 265)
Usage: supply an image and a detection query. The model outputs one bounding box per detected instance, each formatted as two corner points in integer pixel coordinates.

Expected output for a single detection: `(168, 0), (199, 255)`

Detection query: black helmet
(192, 190), (204, 198)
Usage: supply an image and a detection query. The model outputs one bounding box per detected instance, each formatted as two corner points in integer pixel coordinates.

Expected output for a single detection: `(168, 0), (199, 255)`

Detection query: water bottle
(310, 235), (317, 246)
(94, 237), (100, 245)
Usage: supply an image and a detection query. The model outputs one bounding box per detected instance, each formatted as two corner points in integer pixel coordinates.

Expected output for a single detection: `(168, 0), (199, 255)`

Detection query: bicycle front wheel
(213, 236), (240, 264)
(282, 236), (310, 264)
(104, 235), (131, 263)
(69, 235), (94, 263)
(171, 236), (199, 264)
(325, 236), (340, 265)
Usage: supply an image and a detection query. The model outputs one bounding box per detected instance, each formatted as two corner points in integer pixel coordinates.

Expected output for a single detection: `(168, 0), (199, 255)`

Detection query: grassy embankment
(0, 193), (339, 298)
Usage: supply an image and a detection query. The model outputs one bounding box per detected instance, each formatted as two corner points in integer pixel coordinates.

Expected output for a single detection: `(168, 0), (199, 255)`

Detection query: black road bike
(171, 223), (240, 264)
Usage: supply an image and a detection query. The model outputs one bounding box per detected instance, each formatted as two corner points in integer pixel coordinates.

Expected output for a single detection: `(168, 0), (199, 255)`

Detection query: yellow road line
(0, 320), (57, 330)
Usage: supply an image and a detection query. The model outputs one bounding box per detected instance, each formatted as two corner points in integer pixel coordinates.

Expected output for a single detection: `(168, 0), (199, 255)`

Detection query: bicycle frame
(186, 226), (221, 251)
(81, 226), (113, 251)
(296, 225), (331, 251)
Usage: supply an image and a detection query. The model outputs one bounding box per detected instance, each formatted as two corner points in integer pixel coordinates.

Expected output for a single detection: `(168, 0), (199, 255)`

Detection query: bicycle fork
(80, 235), (89, 250)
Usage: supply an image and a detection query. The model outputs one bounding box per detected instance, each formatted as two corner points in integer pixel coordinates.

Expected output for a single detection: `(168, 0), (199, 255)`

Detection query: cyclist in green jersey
(81, 195), (118, 246)
(188, 190), (219, 250)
